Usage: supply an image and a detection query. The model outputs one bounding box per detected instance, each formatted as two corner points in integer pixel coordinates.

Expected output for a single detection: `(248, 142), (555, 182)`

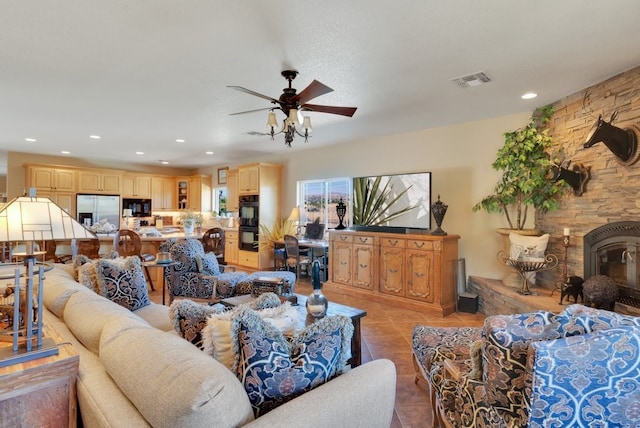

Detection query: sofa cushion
(94, 256), (150, 311)
(43, 267), (90, 318)
(169, 299), (225, 349)
(63, 291), (145, 354)
(230, 306), (353, 417)
(509, 233), (550, 261)
(527, 326), (640, 427)
(201, 295), (299, 370)
(99, 317), (254, 428)
(133, 303), (173, 332)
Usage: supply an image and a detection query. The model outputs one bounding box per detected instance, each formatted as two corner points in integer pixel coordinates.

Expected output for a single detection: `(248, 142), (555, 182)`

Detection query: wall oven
(239, 195), (259, 227)
(239, 226), (259, 252)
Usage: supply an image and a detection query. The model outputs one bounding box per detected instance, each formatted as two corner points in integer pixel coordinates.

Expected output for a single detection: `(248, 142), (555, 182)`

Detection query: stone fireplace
(584, 221), (640, 310)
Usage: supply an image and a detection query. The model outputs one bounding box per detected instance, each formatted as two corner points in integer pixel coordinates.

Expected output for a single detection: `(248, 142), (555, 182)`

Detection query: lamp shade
(286, 109), (300, 126)
(123, 209), (133, 217)
(0, 195), (97, 242)
(287, 207), (300, 222)
(301, 116), (312, 132)
(266, 111), (279, 129)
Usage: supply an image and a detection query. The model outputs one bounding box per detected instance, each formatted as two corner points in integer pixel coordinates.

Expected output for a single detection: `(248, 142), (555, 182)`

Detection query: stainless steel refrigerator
(76, 194), (121, 229)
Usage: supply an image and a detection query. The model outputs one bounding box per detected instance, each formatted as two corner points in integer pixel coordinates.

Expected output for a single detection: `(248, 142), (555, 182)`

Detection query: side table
(0, 324), (79, 427)
(142, 261), (177, 305)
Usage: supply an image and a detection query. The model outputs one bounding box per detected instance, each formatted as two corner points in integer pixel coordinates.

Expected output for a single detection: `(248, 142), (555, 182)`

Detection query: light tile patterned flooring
(149, 278), (486, 428)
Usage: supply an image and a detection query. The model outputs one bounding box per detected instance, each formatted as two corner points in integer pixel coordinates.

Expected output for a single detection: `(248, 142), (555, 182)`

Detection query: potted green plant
(257, 218), (297, 252)
(179, 210), (204, 234)
(472, 105), (566, 231)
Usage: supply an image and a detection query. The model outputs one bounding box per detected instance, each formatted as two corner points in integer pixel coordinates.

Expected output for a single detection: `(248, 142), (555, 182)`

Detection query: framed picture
(218, 167), (228, 185)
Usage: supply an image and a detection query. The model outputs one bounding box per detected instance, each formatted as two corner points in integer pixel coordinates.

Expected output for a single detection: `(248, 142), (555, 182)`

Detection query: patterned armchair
(159, 238), (247, 304)
(412, 304), (640, 427)
(159, 238), (296, 304)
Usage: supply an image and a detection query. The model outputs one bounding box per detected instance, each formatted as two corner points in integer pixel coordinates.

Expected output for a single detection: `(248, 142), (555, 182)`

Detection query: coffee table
(220, 293), (367, 367)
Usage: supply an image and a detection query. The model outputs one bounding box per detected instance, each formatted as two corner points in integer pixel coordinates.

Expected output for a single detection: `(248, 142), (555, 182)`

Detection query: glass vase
(306, 288), (328, 318)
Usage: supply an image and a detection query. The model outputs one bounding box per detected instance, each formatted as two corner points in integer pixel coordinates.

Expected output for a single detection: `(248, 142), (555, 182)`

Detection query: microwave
(122, 198), (152, 217)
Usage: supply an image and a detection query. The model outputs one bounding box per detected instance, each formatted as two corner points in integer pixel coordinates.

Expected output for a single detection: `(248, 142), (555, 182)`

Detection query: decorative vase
(335, 198), (347, 230)
(183, 219), (195, 234)
(431, 195), (448, 235)
(306, 260), (328, 318)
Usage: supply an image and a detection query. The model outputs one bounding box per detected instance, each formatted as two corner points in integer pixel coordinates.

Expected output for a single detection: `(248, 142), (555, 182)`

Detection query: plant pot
(496, 228), (542, 288)
(183, 219), (195, 234)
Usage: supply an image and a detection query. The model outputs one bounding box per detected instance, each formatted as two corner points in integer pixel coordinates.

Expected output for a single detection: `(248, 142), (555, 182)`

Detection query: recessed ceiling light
(89, 135), (101, 140)
(521, 92), (538, 100)
(206, 151), (214, 155)
(61, 150), (71, 154)
(135, 151), (144, 155)
(159, 160), (169, 165)
(176, 139), (185, 143)
(25, 138), (37, 142)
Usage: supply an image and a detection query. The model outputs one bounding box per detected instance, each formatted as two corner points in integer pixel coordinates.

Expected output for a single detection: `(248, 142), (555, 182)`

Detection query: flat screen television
(352, 171), (431, 233)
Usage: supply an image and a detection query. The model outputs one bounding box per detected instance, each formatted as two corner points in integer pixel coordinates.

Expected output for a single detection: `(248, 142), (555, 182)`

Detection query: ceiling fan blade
(227, 85), (280, 103)
(290, 80), (334, 104)
(230, 107), (276, 116)
(302, 103), (357, 117)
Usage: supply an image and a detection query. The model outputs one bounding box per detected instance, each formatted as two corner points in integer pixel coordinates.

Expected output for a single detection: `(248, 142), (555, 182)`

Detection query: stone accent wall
(535, 65), (640, 288)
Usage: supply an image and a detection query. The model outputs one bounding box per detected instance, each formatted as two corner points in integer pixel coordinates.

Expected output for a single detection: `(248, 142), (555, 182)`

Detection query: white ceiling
(1, 1), (640, 173)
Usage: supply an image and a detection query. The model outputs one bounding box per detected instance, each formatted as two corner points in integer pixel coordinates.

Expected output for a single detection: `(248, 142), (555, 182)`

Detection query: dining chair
(283, 234), (311, 278)
(71, 238), (102, 259)
(113, 229), (156, 290)
(201, 227), (225, 265)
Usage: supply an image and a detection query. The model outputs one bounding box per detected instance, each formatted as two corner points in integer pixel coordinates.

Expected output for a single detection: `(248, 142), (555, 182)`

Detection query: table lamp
(287, 207), (301, 238)
(0, 189), (97, 367)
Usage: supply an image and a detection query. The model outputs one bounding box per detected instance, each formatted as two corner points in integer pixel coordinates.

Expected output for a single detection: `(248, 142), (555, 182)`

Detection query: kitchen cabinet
(78, 170), (121, 194)
(225, 230), (239, 264)
(234, 163), (282, 270)
(27, 166), (76, 193)
(226, 169), (239, 212)
(122, 174), (151, 198)
(238, 165), (260, 194)
(151, 176), (176, 210)
(38, 190), (75, 214)
(174, 175), (211, 212)
(326, 230), (459, 316)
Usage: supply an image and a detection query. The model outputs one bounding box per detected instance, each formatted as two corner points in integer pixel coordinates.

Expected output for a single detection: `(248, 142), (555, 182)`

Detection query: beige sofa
(42, 265), (396, 427)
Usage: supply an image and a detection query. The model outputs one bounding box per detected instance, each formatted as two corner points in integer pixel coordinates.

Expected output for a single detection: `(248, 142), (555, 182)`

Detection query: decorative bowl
(156, 252), (172, 264)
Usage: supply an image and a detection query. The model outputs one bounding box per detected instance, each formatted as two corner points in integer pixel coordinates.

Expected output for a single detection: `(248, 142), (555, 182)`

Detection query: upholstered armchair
(412, 304), (640, 427)
(159, 238), (247, 304)
(159, 238), (296, 304)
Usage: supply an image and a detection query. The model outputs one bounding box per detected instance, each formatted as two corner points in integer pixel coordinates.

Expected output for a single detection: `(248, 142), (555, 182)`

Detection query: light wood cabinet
(28, 166), (76, 193)
(225, 230), (239, 264)
(227, 169), (239, 212)
(151, 176), (176, 210)
(238, 165), (260, 194)
(78, 170), (121, 194)
(326, 230), (459, 316)
(331, 233), (375, 290)
(122, 174), (151, 198)
(174, 175), (212, 212)
(235, 163), (282, 270)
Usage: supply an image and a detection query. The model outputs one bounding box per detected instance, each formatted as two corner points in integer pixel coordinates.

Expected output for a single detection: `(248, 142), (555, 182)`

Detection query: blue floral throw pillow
(230, 307), (354, 417)
(95, 256), (150, 311)
(169, 299), (225, 349)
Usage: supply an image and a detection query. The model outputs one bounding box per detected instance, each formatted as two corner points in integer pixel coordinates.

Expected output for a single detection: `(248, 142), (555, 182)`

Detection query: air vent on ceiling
(246, 131), (267, 136)
(451, 71), (492, 88)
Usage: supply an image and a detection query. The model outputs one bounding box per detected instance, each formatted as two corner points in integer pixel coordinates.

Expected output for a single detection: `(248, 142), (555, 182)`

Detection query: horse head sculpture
(583, 111), (639, 165)
(550, 159), (591, 196)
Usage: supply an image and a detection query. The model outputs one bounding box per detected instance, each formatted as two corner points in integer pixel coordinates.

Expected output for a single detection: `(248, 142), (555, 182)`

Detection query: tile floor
(149, 278), (486, 428)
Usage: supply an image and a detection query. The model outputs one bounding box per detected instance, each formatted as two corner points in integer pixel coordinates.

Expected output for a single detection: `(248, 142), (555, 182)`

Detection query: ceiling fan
(228, 70), (357, 147)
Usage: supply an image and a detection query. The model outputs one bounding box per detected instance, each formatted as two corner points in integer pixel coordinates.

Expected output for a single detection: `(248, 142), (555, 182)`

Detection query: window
(213, 188), (227, 215)
(297, 177), (351, 231)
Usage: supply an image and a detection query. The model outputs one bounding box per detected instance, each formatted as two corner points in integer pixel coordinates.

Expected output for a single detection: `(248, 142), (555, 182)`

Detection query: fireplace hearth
(584, 221), (640, 310)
